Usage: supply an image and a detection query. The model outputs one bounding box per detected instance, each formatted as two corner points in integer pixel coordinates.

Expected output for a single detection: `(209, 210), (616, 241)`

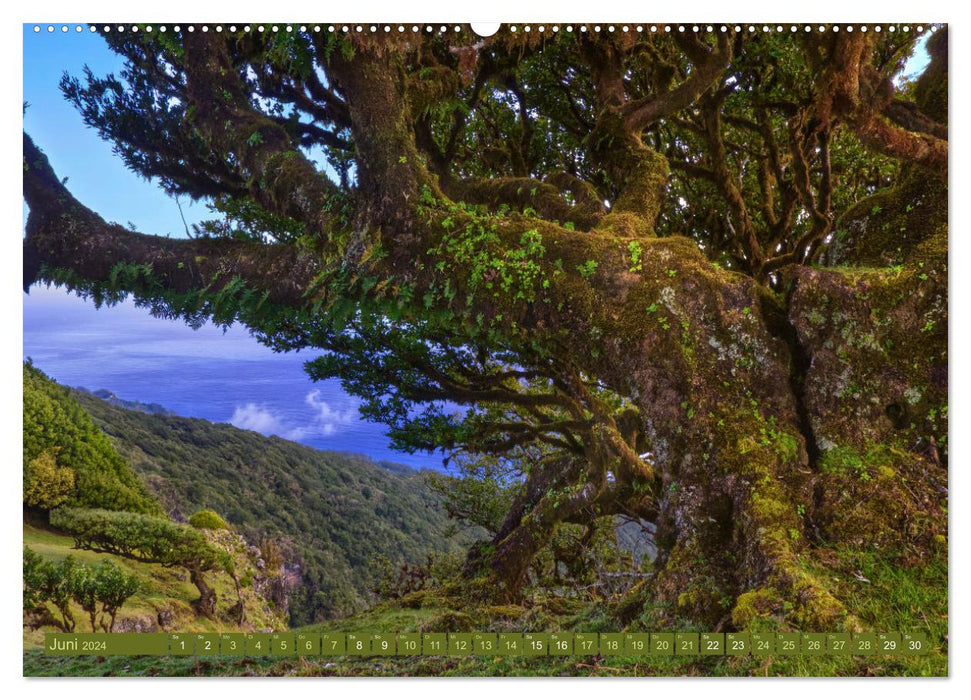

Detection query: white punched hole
(470, 23), (501, 37)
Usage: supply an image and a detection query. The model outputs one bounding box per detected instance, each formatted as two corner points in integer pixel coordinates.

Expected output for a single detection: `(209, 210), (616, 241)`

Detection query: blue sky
(23, 26), (210, 235)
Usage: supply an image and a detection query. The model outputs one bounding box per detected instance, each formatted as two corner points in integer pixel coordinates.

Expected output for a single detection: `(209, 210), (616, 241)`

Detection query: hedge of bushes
(50, 507), (231, 573)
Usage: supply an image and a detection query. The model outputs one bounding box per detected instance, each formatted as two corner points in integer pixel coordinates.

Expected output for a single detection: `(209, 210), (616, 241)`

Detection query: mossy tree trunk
(189, 567), (217, 619)
(231, 574), (247, 625)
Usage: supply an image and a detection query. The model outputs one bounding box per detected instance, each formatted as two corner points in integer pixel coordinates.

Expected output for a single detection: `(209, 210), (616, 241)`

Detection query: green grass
(23, 521), (286, 653)
(22, 652), (286, 677)
(24, 529), (947, 677)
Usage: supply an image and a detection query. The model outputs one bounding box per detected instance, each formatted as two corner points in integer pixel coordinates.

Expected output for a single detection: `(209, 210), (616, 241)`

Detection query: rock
(157, 609), (174, 630)
(113, 615), (158, 633)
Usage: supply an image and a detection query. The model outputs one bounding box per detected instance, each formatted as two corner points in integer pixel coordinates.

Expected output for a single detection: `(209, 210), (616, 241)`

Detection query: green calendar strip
(42, 631), (930, 657)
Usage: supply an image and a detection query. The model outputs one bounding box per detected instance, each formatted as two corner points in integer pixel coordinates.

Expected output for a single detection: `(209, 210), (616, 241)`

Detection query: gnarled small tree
(50, 507), (231, 617)
(24, 24), (947, 629)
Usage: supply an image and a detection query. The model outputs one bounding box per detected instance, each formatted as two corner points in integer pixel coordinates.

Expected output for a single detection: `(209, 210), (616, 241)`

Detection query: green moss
(787, 572), (849, 630)
(422, 611), (476, 632)
(827, 168), (946, 268)
(819, 445), (872, 478)
(815, 440), (946, 553)
(482, 604), (527, 619)
(731, 587), (785, 629)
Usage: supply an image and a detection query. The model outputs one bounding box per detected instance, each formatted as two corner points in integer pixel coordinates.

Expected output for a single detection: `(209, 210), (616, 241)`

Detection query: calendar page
(20, 13), (948, 681)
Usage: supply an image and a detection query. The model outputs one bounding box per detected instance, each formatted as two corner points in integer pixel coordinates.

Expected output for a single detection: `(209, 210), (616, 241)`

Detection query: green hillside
(23, 362), (161, 515)
(23, 362), (291, 647)
(73, 390), (472, 625)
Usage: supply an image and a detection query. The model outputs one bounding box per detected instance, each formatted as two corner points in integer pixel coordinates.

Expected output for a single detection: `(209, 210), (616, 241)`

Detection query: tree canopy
(23, 362), (163, 515)
(23, 25), (947, 629)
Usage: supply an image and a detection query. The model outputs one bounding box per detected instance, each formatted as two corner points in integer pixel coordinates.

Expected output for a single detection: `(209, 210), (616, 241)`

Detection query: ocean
(23, 284), (445, 471)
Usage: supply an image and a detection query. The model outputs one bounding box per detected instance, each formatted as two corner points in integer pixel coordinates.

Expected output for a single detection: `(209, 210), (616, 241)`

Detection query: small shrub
(23, 449), (74, 511)
(188, 510), (230, 531)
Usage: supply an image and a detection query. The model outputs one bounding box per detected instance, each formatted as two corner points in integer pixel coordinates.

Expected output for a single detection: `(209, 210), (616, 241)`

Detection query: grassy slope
(74, 390), (474, 623)
(23, 521), (286, 652)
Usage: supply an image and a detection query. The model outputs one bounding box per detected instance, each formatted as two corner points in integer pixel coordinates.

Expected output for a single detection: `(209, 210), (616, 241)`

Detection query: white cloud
(228, 391), (358, 442)
(300, 390), (357, 437)
(229, 403), (284, 435)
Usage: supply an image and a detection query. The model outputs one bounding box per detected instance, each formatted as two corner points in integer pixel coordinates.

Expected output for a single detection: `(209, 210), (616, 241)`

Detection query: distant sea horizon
(23, 285), (446, 472)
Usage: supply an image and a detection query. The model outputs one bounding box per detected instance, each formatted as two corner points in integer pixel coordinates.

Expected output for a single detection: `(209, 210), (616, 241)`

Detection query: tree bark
(483, 457), (590, 600)
(189, 567), (217, 618)
(232, 574), (247, 625)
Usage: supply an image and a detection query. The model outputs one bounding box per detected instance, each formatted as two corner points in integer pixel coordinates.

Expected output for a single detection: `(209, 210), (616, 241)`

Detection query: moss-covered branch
(23, 133), (319, 308)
